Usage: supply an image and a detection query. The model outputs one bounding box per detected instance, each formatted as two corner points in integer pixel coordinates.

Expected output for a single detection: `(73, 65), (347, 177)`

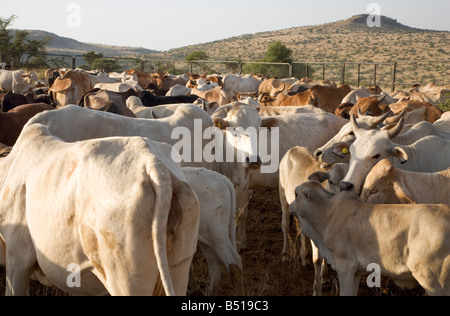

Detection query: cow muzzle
(339, 181), (354, 192)
(246, 155), (262, 169)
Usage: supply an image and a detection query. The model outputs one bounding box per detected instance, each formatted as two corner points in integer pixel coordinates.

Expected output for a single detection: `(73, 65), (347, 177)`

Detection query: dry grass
(153, 16), (449, 86)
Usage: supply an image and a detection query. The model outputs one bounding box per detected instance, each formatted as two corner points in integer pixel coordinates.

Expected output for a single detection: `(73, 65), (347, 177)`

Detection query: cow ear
(261, 117), (283, 130)
(213, 118), (229, 130)
(308, 171), (329, 183)
(392, 147), (408, 164)
(393, 182), (415, 204)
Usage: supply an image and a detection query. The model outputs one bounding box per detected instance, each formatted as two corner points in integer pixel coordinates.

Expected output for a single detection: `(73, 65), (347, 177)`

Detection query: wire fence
(16, 53), (450, 92)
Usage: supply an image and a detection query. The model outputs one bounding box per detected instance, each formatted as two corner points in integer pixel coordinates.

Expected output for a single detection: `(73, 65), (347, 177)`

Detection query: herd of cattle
(0, 66), (449, 296)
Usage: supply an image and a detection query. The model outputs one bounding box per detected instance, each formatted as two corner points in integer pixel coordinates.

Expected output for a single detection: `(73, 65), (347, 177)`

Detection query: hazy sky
(3, 0), (449, 51)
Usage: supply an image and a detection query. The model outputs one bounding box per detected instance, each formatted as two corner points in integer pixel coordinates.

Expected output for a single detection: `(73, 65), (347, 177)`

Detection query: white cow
(0, 70), (38, 94)
(222, 74), (261, 102)
(314, 113), (450, 168)
(0, 123), (200, 296)
(27, 104), (274, 190)
(290, 181), (450, 296)
(166, 84), (192, 96)
(434, 111), (450, 133)
(341, 117), (450, 195)
(184, 167), (243, 296)
(235, 111), (348, 250)
(94, 81), (143, 93)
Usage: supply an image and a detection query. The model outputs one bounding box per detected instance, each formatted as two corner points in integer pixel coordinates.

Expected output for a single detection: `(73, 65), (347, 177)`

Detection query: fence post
(288, 63), (293, 78)
(391, 62), (397, 92)
(341, 63), (346, 85)
(357, 64), (361, 87)
(373, 64), (377, 86)
(72, 56), (76, 69)
(140, 60), (145, 72)
(322, 64), (325, 80)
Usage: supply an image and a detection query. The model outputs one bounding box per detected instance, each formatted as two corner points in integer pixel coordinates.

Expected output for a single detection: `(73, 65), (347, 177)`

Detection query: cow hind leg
(279, 188), (291, 264)
(200, 243), (223, 296)
(5, 250), (35, 296)
(236, 187), (251, 253)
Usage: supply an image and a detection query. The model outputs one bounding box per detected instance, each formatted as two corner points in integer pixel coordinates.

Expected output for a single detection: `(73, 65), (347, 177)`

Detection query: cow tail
(228, 179), (238, 250)
(148, 165), (176, 296)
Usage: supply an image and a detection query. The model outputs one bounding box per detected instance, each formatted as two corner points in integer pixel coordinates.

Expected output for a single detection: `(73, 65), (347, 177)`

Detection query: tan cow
(0, 123), (200, 296)
(410, 82), (450, 106)
(279, 146), (330, 296)
(361, 159), (450, 205)
(258, 78), (293, 98)
(49, 70), (94, 106)
(290, 181), (450, 296)
(153, 72), (189, 91)
(389, 100), (443, 123)
(191, 86), (230, 105)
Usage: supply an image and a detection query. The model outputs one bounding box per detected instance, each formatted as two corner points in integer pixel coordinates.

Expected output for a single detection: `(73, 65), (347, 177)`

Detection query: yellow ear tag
(342, 148), (349, 154)
(218, 123), (222, 129)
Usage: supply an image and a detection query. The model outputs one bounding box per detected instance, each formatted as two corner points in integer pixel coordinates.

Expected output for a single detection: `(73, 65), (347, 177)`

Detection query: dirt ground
(0, 190), (427, 297)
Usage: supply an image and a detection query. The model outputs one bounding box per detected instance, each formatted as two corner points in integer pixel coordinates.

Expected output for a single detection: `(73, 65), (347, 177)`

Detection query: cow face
(313, 113), (390, 168)
(213, 106), (282, 188)
(360, 159), (414, 204)
(340, 116), (406, 195)
(290, 181), (334, 220)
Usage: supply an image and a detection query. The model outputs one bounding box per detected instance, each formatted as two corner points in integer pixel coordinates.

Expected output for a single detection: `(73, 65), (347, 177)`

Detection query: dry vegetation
(154, 15), (449, 87)
(157, 15), (449, 63)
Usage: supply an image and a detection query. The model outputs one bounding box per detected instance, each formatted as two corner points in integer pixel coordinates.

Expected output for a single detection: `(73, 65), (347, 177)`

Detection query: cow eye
(372, 154), (381, 160)
(370, 189), (379, 195)
(347, 132), (355, 136)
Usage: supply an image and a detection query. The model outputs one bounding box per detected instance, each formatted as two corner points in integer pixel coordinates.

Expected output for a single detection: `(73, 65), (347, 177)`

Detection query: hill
(13, 30), (158, 58)
(155, 14), (449, 63)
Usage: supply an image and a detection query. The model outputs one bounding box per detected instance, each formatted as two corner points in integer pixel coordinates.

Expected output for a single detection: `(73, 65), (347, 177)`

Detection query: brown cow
(309, 85), (352, 113)
(389, 100), (443, 123)
(152, 72), (189, 91)
(79, 89), (137, 118)
(260, 89), (313, 107)
(125, 69), (156, 90)
(349, 95), (389, 118)
(49, 70), (96, 107)
(0, 103), (54, 146)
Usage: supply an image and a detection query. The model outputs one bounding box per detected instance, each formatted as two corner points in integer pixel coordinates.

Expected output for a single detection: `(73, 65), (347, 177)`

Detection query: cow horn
(351, 114), (361, 134)
(384, 110), (406, 125)
(377, 94), (387, 104)
(387, 118), (405, 140)
(370, 111), (391, 127)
